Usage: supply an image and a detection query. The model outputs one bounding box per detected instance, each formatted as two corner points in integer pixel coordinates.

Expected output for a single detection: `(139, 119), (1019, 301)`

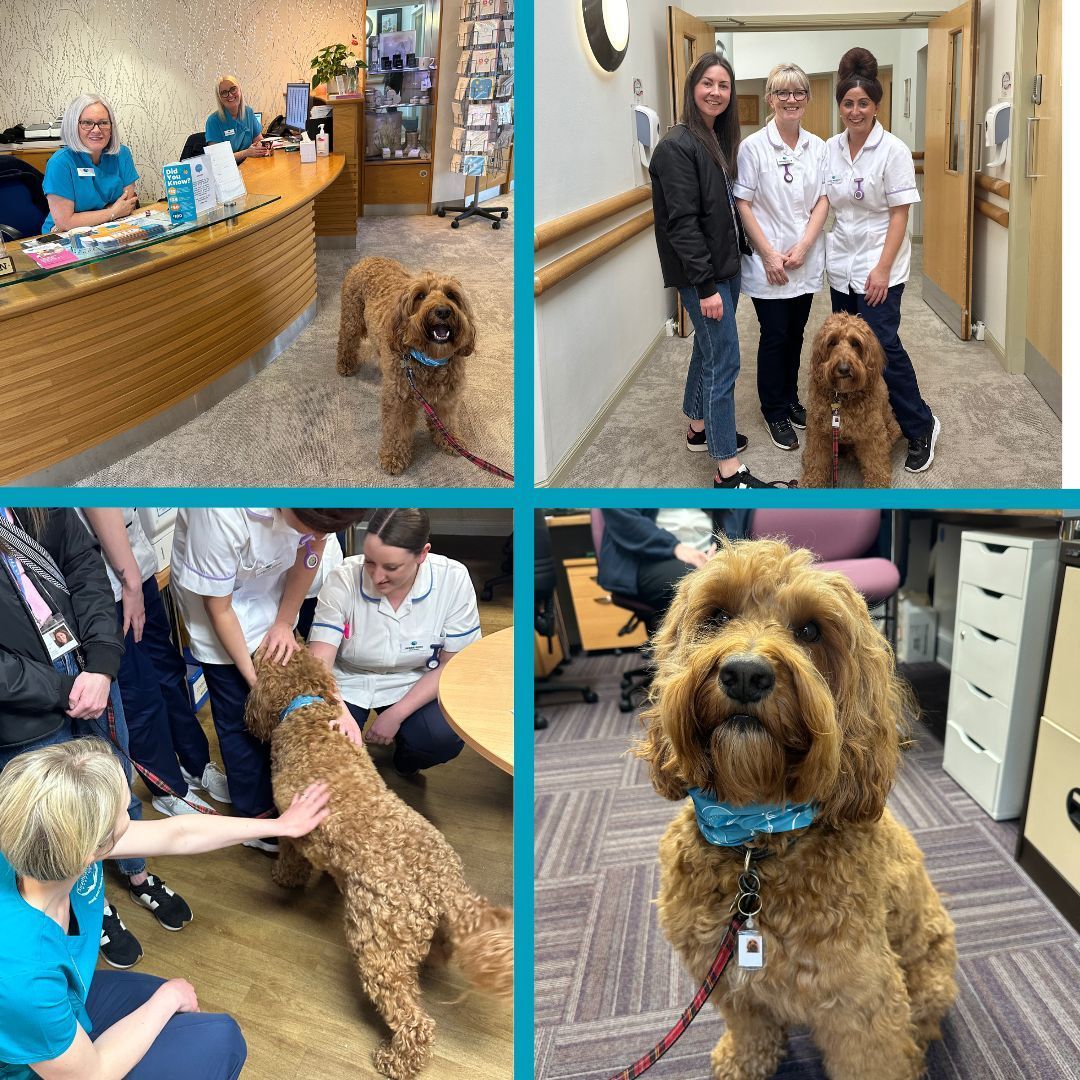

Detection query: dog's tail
(440, 890), (513, 998)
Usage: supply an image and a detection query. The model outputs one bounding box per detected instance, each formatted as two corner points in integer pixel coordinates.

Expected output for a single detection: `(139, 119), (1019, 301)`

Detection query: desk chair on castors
(0, 159), (48, 239)
(481, 532), (512, 601)
(535, 511), (596, 730)
(589, 511), (664, 713)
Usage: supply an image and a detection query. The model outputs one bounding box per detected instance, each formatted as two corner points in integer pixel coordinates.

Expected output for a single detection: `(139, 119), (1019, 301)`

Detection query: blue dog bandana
(688, 788), (818, 847)
(407, 347), (449, 367)
(279, 694), (325, 724)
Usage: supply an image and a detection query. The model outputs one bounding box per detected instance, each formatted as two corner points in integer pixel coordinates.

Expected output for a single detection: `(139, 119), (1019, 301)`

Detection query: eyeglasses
(219, 86), (240, 98)
(772, 90), (808, 102)
(78, 119), (112, 130)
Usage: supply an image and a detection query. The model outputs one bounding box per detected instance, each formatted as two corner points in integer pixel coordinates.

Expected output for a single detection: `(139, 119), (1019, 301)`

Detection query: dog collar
(279, 694), (326, 723)
(688, 788), (818, 847)
(406, 348), (449, 368)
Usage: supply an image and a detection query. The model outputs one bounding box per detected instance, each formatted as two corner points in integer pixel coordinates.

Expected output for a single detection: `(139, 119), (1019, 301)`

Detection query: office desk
(0, 152), (345, 484)
(0, 142), (61, 169)
(438, 626), (514, 775)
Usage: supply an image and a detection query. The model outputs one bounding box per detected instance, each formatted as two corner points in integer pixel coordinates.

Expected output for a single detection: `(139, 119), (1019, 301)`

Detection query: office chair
(535, 511), (597, 729)
(179, 132), (208, 161)
(589, 511), (665, 713)
(749, 508), (906, 645)
(481, 532), (512, 601)
(0, 159), (48, 239)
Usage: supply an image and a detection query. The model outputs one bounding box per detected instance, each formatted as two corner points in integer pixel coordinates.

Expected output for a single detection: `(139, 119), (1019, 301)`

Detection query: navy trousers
(346, 698), (464, 773)
(201, 663), (272, 817)
(750, 293), (814, 422)
(830, 285), (934, 440)
(87, 970), (246, 1079)
(115, 577), (210, 799)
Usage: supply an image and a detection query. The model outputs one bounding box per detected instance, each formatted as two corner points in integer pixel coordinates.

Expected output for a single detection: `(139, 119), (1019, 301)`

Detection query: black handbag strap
(0, 512), (70, 595)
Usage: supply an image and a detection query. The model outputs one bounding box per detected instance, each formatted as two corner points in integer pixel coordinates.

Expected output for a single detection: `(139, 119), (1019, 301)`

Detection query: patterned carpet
(534, 652), (1080, 1080)
(557, 246), (1061, 489)
(79, 196), (513, 488)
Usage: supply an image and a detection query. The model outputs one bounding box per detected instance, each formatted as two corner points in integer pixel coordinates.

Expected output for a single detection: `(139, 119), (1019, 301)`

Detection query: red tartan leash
(831, 399), (841, 488)
(402, 362), (514, 482)
(606, 912), (747, 1080)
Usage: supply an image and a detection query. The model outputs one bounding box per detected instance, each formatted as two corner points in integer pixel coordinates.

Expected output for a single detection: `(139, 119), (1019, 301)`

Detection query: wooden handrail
(976, 173), (1010, 199)
(534, 210), (654, 296)
(911, 150), (924, 160)
(915, 164), (923, 175)
(535, 186), (652, 251)
(975, 196), (1008, 228)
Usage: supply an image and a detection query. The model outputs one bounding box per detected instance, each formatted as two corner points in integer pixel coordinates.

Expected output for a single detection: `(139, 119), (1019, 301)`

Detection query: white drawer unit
(943, 530), (1058, 819)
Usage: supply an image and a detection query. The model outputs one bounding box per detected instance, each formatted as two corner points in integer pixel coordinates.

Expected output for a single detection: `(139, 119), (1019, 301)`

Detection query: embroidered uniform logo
(75, 862), (102, 901)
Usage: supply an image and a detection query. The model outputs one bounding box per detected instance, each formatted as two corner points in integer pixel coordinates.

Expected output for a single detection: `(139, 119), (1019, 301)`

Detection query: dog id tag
(738, 916), (765, 969)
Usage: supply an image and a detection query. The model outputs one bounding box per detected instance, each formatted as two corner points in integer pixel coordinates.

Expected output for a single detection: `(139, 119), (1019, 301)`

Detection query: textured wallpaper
(0, 0), (361, 202)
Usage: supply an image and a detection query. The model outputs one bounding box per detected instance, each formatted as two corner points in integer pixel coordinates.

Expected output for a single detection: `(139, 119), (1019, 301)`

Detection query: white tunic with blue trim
(309, 553), (482, 708)
(822, 120), (920, 293)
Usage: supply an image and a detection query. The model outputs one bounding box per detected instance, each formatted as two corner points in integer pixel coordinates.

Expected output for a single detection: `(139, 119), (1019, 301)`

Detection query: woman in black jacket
(0, 507), (191, 970)
(650, 53), (791, 490)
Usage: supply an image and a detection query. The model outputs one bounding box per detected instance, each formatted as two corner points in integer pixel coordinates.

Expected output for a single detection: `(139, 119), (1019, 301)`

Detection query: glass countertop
(0, 192), (281, 290)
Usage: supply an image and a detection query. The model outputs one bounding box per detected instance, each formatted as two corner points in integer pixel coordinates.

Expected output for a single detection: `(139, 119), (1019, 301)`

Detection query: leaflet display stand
(438, 0), (514, 229)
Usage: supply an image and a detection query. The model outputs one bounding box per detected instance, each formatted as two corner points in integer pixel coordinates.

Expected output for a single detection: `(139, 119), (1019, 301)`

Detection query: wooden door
(878, 66), (893, 131)
(802, 74), (833, 142)
(1024, 0), (1061, 415)
(667, 6), (716, 336)
(922, 1), (979, 339)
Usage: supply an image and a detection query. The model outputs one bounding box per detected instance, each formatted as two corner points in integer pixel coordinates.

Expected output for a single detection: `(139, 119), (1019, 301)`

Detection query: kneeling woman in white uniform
(309, 509), (482, 775)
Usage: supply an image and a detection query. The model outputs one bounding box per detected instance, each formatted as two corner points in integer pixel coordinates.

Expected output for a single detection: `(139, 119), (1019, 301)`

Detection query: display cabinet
(362, 1), (442, 211)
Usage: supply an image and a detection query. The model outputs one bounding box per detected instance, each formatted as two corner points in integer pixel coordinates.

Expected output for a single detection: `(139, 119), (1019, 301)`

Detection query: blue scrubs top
(0, 853), (104, 1079)
(205, 106), (260, 153)
(40, 145), (139, 234)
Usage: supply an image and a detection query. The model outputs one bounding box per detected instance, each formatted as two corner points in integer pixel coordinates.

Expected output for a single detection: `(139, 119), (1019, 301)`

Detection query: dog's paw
(379, 451), (410, 475)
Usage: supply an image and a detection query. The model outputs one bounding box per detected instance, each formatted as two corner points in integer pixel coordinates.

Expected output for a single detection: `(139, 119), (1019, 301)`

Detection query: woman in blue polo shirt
(0, 738), (328, 1079)
(206, 75), (271, 161)
(41, 94), (138, 233)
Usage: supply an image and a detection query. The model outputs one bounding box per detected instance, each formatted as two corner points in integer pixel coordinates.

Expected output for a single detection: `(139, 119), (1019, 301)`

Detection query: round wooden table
(438, 626), (514, 775)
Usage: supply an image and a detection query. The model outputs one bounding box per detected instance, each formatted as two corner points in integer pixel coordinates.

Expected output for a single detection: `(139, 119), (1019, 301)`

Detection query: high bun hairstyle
(835, 47), (883, 106)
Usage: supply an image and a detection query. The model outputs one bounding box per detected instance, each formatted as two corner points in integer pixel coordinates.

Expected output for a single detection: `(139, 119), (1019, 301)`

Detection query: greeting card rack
(437, 0), (514, 229)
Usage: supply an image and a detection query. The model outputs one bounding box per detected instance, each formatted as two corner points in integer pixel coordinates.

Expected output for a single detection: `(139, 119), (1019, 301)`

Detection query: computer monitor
(285, 83), (310, 132)
(253, 110), (262, 132)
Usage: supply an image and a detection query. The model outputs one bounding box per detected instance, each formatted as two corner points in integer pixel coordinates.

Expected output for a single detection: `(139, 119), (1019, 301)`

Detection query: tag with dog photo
(738, 927), (765, 969)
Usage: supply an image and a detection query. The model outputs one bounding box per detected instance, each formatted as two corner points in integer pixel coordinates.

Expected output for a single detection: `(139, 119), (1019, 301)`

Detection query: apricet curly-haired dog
(336, 255), (477, 475)
(801, 312), (901, 488)
(244, 645), (512, 1080)
(634, 540), (956, 1080)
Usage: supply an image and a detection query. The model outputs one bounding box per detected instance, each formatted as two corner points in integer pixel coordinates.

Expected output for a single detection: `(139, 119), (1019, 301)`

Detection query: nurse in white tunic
(734, 63), (829, 453)
(823, 47), (940, 474)
(308, 509), (483, 776)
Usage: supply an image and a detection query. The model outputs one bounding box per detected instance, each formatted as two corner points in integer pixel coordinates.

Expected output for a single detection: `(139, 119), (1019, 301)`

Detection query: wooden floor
(101, 541), (514, 1079)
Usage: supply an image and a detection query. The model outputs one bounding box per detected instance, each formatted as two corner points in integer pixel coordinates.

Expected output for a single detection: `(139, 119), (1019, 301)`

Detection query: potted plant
(311, 37), (367, 95)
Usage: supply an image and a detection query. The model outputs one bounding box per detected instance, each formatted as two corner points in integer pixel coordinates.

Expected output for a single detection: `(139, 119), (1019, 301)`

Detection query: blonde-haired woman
(0, 738), (328, 1079)
(41, 93), (138, 233)
(733, 62), (829, 453)
(205, 75), (270, 161)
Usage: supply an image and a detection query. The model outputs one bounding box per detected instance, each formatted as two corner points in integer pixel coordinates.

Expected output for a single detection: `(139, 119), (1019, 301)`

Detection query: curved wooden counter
(0, 152), (345, 484)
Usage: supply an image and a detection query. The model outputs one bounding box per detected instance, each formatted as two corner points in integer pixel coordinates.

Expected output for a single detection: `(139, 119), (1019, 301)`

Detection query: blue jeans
(116, 577), (210, 799)
(830, 285), (934, 440)
(678, 275), (742, 459)
(201, 662), (272, 817)
(750, 293), (814, 422)
(346, 699), (464, 773)
(87, 971), (246, 1079)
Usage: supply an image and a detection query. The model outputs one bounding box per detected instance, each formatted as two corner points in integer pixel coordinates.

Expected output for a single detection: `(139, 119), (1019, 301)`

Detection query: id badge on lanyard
(1, 550), (80, 660)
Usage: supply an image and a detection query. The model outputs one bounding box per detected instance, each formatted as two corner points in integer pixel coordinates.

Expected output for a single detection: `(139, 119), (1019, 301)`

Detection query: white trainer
(181, 762), (232, 804)
(151, 790), (215, 817)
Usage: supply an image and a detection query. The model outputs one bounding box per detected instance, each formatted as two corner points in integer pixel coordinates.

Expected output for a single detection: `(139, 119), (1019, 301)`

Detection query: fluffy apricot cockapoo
(801, 312), (901, 489)
(245, 646), (511, 1080)
(634, 540), (956, 1080)
(336, 255), (477, 475)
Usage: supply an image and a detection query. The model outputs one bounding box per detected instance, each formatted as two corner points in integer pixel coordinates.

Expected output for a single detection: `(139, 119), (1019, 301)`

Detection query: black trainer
(687, 427), (748, 454)
(764, 416), (799, 451)
(100, 901), (143, 968)
(905, 414), (941, 473)
(713, 466), (794, 489)
(129, 874), (193, 932)
(788, 401), (807, 429)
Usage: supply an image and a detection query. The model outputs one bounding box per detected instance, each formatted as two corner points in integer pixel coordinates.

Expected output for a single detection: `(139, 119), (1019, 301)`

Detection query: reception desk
(0, 151), (346, 484)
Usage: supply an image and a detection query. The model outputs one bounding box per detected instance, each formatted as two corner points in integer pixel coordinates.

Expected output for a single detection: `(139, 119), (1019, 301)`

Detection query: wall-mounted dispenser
(633, 104), (661, 168)
(984, 102), (1011, 168)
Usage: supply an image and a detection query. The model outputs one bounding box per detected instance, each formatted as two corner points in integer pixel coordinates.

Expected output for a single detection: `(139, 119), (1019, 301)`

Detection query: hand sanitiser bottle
(316, 124), (329, 157)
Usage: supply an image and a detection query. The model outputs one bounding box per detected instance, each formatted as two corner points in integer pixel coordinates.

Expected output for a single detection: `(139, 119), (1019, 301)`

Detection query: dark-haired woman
(824, 47), (939, 474)
(308, 509), (482, 775)
(169, 508), (367, 848)
(649, 55), (790, 489)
